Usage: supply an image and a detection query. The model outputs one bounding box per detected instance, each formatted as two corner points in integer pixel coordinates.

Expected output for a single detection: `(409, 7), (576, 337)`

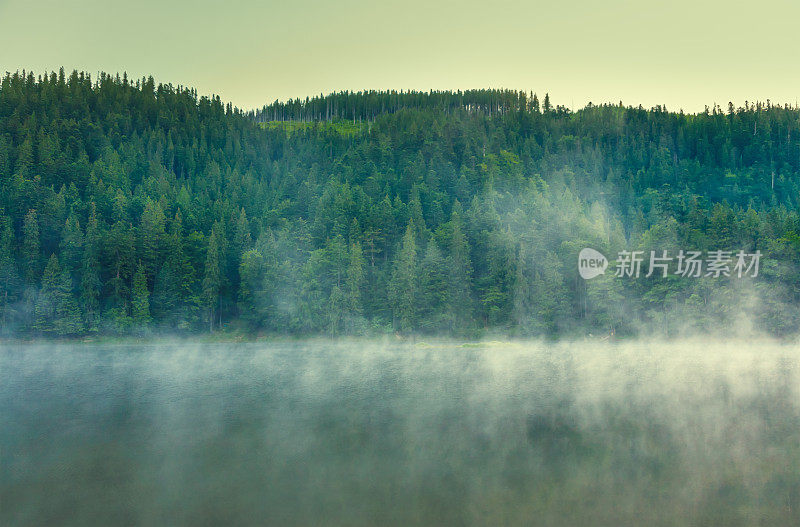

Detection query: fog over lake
(2, 339), (799, 526)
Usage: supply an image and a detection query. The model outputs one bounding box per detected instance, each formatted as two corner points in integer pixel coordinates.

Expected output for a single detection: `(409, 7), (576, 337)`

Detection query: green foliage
(389, 225), (418, 333)
(0, 214), (20, 332)
(34, 254), (83, 335)
(2, 71), (800, 337)
(202, 230), (221, 331)
(131, 262), (151, 329)
(259, 119), (366, 137)
(22, 209), (40, 284)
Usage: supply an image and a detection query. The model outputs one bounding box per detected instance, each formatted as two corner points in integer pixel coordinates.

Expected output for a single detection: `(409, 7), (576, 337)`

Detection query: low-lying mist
(1, 339), (799, 526)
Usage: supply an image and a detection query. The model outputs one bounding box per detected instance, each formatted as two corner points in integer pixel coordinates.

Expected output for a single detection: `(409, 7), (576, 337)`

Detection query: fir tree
(34, 254), (61, 334)
(202, 230), (221, 331)
(22, 209), (40, 284)
(80, 203), (101, 332)
(59, 213), (83, 276)
(344, 240), (366, 332)
(447, 202), (473, 332)
(389, 224), (418, 333)
(139, 199), (166, 282)
(418, 241), (448, 332)
(0, 214), (19, 330)
(53, 267), (83, 336)
(131, 262), (151, 329)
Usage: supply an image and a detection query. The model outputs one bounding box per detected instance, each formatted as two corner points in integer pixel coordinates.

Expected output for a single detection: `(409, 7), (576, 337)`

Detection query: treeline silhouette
(249, 89), (560, 123)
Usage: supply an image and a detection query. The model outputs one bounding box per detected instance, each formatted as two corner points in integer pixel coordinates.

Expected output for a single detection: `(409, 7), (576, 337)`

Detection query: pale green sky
(1, 0), (798, 112)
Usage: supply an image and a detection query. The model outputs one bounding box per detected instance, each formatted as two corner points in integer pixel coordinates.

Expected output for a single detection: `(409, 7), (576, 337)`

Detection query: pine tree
(418, 241), (448, 332)
(202, 230), (221, 331)
(344, 240), (366, 332)
(53, 267), (83, 336)
(237, 248), (265, 327)
(139, 199), (166, 281)
(131, 262), (151, 329)
(59, 213), (83, 275)
(34, 254), (83, 335)
(152, 259), (178, 323)
(212, 220), (230, 327)
(512, 248), (533, 334)
(80, 203), (101, 332)
(388, 224), (418, 333)
(529, 252), (570, 335)
(34, 254), (61, 334)
(153, 211), (197, 328)
(447, 202), (473, 333)
(106, 216), (135, 314)
(531, 93), (540, 113)
(22, 209), (40, 284)
(0, 214), (20, 330)
(408, 187), (428, 243)
(327, 284), (345, 335)
(233, 208), (252, 256)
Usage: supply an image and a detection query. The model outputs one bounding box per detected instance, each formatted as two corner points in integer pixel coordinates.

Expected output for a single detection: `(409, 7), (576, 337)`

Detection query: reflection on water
(1, 339), (799, 526)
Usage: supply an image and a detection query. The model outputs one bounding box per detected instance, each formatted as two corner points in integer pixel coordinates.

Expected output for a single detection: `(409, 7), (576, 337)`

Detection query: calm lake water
(1, 339), (799, 526)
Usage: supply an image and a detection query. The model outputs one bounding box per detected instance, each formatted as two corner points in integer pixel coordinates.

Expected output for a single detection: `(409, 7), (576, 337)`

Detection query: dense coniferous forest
(1, 70), (799, 338)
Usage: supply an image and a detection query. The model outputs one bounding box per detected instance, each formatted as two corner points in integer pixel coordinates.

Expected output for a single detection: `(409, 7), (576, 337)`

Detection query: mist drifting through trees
(1, 70), (799, 338)
(2, 69), (800, 526)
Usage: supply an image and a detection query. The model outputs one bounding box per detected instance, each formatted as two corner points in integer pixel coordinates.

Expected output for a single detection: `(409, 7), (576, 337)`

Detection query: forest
(0, 69), (798, 338)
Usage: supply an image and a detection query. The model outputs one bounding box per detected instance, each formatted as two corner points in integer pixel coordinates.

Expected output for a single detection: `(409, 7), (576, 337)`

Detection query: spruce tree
(0, 215), (19, 330)
(131, 262), (151, 329)
(389, 224), (418, 333)
(344, 240), (365, 332)
(139, 199), (166, 282)
(22, 209), (40, 284)
(34, 254), (61, 334)
(59, 213), (83, 275)
(53, 267), (83, 336)
(447, 202), (473, 332)
(234, 208), (252, 256)
(202, 230), (221, 331)
(80, 203), (101, 332)
(511, 247), (533, 334)
(327, 284), (345, 335)
(418, 241), (448, 332)
(157, 211), (197, 326)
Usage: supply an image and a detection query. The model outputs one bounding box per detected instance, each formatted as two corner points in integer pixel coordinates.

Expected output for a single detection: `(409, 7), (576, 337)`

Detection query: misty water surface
(1, 339), (799, 526)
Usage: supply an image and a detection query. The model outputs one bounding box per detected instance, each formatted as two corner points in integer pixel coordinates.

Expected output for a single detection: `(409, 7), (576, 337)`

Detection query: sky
(1, 0), (799, 113)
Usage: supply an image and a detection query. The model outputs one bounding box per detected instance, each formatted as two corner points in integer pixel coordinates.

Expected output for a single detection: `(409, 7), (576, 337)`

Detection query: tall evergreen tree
(418, 241), (448, 332)
(139, 199), (166, 282)
(0, 214), (20, 330)
(34, 254), (61, 334)
(511, 247), (533, 334)
(80, 203), (101, 332)
(344, 240), (366, 332)
(53, 266), (83, 336)
(22, 209), (40, 285)
(59, 213), (83, 276)
(447, 202), (473, 332)
(389, 224), (418, 333)
(131, 262), (151, 329)
(202, 230), (221, 331)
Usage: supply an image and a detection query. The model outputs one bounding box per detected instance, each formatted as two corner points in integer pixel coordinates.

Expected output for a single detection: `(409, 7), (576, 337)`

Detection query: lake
(1, 339), (798, 526)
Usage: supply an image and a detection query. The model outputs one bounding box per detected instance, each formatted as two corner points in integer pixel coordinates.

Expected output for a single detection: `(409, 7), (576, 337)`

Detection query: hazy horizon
(3, 0), (800, 113)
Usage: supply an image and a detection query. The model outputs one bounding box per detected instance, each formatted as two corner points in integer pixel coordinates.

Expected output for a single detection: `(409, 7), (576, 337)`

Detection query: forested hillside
(1, 70), (799, 338)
